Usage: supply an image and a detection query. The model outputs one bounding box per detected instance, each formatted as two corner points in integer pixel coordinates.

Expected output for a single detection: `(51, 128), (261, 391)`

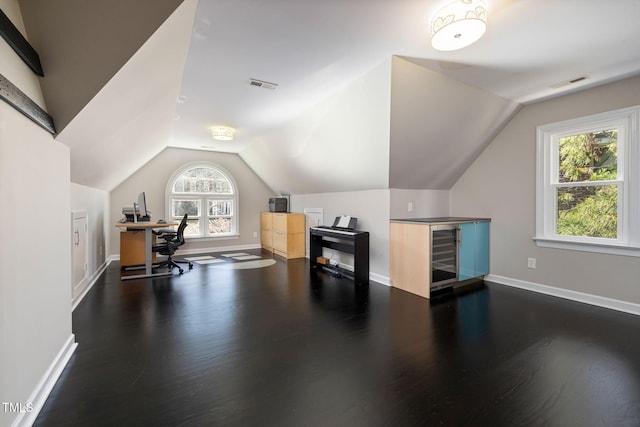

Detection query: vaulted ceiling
(18, 0), (640, 193)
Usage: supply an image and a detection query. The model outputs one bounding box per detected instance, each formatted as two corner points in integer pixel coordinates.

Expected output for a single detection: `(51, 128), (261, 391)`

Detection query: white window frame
(165, 162), (239, 240)
(535, 105), (640, 256)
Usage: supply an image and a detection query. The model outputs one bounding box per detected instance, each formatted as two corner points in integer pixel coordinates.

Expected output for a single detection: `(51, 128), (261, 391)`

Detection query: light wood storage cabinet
(261, 212), (305, 259)
(261, 212), (273, 251)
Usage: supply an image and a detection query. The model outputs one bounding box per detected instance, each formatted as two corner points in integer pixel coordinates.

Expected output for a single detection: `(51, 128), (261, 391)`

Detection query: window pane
(172, 199), (200, 217)
(208, 200), (232, 216)
(556, 185), (618, 238)
(558, 130), (617, 183)
(209, 217), (231, 234)
(173, 167), (233, 194)
(184, 219), (200, 237)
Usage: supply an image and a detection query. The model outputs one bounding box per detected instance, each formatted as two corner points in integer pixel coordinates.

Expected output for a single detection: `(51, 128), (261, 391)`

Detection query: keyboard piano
(309, 227), (369, 284)
(310, 226), (358, 236)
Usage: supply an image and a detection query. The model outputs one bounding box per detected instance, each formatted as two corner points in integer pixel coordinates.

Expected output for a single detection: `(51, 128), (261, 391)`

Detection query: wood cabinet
(261, 212), (305, 259)
(119, 229), (156, 267)
(390, 222), (431, 298)
(390, 218), (490, 299)
(260, 212), (273, 251)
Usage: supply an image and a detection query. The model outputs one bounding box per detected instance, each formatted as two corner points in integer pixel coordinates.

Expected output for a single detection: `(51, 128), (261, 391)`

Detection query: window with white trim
(535, 105), (640, 256)
(166, 163), (238, 238)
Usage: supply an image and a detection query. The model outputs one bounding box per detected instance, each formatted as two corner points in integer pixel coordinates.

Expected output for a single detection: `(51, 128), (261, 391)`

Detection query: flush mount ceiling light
(430, 0), (488, 51)
(211, 126), (235, 141)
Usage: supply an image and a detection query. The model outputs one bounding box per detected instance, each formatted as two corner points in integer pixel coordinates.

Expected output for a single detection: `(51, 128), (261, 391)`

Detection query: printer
(121, 206), (151, 222)
(269, 197), (288, 213)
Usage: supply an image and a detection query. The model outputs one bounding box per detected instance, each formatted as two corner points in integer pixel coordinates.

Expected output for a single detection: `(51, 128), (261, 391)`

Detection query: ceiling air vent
(249, 78), (278, 90)
(550, 75), (589, 89)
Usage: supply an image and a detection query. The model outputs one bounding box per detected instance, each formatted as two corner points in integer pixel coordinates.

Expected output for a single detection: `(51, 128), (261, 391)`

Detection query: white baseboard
(370, 272), (390, 286)
(12, 334), (77, 427)
(338, 264), (390, 287)
(486, 274), (640, 316)
(304, 256), (391, 287)
(72, 260), (110, 311)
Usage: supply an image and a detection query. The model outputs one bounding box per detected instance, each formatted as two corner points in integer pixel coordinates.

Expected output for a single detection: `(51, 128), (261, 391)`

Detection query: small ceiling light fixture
(211, 126), (235, 141)
(430, 0), (488, 51)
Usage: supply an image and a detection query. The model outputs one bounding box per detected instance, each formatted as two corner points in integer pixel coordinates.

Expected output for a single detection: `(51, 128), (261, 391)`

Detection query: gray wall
(450, 74), (640, 305)
(389, 189), (449, 219)
(110, 147), (276, 257)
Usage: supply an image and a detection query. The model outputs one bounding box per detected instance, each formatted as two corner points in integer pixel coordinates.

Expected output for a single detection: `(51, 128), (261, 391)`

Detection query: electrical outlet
(253, 231), (257, 238)
(408, 202), (413, 212)
(528, 258), (536, 269)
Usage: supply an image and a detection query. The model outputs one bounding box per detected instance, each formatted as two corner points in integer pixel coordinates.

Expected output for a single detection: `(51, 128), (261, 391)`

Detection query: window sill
(185, 234), (240, 242)
(533, 237), (640, 257)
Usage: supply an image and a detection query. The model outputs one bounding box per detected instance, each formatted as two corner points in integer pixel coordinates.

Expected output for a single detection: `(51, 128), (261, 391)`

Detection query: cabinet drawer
(272, 213), (288, 232)
(261, 230), (273, 249)
(273, 231), (305, 259)
(261, 212), (272, 230)
(272, 229), (286, 252)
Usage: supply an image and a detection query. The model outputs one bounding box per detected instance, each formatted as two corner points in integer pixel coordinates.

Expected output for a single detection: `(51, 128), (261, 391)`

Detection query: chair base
(154, 257), (193, 275)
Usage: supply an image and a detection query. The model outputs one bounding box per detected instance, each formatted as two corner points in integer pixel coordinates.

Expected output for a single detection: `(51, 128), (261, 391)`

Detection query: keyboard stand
(309, 227), (369, 285)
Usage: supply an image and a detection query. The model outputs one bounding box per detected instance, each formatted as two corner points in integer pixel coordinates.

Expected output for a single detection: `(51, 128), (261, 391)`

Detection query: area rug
(210, 259), (276, 270)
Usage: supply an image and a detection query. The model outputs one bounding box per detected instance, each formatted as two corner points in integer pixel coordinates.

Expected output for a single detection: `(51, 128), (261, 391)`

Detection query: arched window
(166, 163), (238, 238)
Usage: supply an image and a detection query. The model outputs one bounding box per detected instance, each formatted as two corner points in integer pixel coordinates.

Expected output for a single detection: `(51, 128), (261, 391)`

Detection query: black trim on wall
(0, 73), (56, 134)
(0, 9), (44, 76)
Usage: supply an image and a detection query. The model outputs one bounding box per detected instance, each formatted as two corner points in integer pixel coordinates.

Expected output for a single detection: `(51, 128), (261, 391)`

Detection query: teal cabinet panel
(475, 221), (490, 276)
(458, 223), (476, 280)
(458, 221), (490, 280)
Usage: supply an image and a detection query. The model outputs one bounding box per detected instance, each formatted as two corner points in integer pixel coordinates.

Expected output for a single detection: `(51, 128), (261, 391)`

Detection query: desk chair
(152, 214), (193, 274)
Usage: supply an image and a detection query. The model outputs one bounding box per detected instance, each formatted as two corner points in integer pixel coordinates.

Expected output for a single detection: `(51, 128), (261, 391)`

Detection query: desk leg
(145, 228), (152, 275)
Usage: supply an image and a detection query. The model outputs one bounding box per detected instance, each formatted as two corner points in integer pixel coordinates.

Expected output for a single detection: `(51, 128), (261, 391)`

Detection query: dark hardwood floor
(35, 250), (640, 426)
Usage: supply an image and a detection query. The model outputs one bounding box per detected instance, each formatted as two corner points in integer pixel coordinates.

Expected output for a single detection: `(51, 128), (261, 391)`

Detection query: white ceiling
(53, 0), (640, 191)
(168, 0), (640, 154)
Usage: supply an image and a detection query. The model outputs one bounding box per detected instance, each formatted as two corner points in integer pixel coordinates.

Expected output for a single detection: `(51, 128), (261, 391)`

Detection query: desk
(309, 227), (369, 285)
(120, 229), (156, 267)
(115, 221), (177, 280)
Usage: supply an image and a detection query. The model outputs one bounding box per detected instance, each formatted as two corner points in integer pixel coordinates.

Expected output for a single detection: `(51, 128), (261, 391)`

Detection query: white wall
(0, 3), (74, 425)
(109, 147), (276, 257)
(291, 190), (390, 284)
(450, 75), (640, 305)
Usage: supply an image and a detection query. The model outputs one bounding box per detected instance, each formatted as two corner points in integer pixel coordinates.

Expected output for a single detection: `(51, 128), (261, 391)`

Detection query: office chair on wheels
(152, 214), (193, 274)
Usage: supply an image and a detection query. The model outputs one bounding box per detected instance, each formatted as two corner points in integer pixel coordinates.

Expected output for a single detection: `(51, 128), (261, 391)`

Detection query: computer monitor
(137, 191), (147, 219)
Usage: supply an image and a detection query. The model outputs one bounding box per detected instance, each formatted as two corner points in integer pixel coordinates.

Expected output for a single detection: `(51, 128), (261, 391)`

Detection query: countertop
(390, 217), (491, 225)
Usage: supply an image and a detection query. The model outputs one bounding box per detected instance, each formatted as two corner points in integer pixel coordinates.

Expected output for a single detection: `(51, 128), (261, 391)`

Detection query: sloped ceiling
(49, 0), (197, 191)
(389, 56), (520, 189)
(239, 59), (392, 195)
(18, 0), (185, 133)
(16, 0), (640, 193)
